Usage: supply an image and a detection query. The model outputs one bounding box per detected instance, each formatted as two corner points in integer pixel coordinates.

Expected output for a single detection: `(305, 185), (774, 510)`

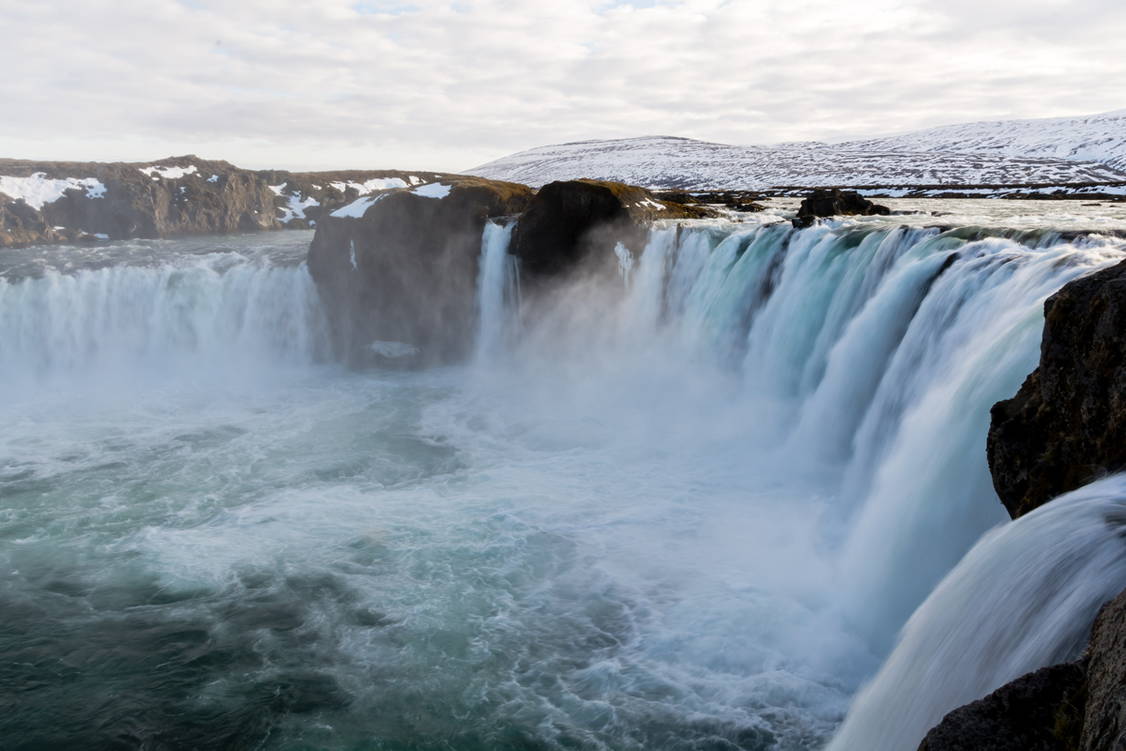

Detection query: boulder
(510, 179), (714, 280)
(988, 258), (1126, 519)
(917, 663), (1087, 751)
(307, 176), (533, 366)
(792, 188), (891, 228)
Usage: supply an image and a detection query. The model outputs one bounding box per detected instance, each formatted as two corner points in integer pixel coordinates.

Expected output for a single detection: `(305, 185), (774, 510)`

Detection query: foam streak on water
(2, 217), (1126, 750)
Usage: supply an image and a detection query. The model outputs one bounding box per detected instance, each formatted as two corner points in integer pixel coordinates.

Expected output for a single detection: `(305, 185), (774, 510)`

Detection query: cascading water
(4, 207), (1126, 751)
(474, 220), (519, 362)
(827, 475), (1126, 751)
(0, 239), (326, 390)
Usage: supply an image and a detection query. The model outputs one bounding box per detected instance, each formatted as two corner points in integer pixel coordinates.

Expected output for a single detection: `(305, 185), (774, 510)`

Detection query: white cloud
(0, 0), (1122, 171)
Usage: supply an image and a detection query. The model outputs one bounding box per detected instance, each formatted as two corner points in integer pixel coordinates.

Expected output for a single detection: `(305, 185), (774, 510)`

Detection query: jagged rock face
(510, 179), (713, 280)
(916, 663), (1088, 751)
(0, 156), (454, 246)
(792, 188), (891, 228)
(988, 259), (1126, 519)
(307, 178), (533, 366)
(917, 589), (1126, 751)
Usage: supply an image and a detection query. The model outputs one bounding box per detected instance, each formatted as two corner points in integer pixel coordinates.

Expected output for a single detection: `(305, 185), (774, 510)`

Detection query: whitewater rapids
(2, 206), (1126, 750)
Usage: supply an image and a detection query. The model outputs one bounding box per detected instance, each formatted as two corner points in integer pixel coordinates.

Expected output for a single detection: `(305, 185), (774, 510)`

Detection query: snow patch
(0, 173), (107, 209)
(138, 164), (198, 180)
(412, 183), (452, 199)
(330, 192), (390, 218)
(329, 177), (408, 193)
(207, 174), (220, 183)
(277, 192), (320, 223)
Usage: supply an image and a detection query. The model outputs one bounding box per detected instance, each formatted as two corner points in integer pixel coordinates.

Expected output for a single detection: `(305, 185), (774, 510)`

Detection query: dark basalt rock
(307, 176), (533, 366)
(792, 188), (891, 228)
(917, 662), (1088, 751)
(1081, 590), (1126, 751)
(988, 258), (1126, 519)
(511, 179), (714, 280)
(918, 589), (1126, 751)
(653, 189), (765, 213)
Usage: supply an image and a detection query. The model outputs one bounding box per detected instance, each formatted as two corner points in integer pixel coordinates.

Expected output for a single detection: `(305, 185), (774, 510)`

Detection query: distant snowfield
(470, 108), (1126, 190)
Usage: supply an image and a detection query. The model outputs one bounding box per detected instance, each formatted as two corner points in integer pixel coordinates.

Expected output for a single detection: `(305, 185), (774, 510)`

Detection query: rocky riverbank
(0, 155), (451, 247)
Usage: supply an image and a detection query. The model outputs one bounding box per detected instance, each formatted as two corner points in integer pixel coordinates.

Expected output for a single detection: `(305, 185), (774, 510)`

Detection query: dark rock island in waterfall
(792, 188), (891, 228)
(306, 177), (714, 366)
(307, 176), (533, 367)
(0, 155), (452, 246)
(510, 179), (714, 279)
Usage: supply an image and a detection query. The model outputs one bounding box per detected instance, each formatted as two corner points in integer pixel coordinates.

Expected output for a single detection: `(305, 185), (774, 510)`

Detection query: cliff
(0, 155), (452, 247)
(989, 258), (1126, 519)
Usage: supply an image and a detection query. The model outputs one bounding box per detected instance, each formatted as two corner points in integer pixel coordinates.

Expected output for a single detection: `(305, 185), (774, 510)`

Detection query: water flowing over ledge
(2, 217), (1126, 749)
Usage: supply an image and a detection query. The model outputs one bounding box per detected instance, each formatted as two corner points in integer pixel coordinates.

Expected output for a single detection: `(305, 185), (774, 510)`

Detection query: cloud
(0, 0), (1122, 171)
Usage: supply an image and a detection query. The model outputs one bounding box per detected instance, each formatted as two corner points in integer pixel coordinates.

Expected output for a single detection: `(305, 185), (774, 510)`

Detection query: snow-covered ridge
(849, 108), (1126, 169)
(470, 108), (1126, 191)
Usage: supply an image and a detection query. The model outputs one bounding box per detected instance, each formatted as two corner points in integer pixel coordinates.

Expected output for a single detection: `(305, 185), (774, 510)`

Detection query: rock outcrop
(307, 176), (533, 366)
(306, 176), (714, 365)
(0, 155), (452, 247)
(510, 179), (714, 280)
(917, 663), (1088, 751)
(918, 589), (1126, 751)
(1081, 590), (1126, 751)
(988, 258), (1126, 519)
(791, 188), (891, 228)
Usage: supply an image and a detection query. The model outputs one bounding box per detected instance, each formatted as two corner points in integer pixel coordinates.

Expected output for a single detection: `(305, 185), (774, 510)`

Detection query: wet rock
(1081, 590), (1126, 751)
(917, 662), (1087, 751)
(307, 176), (533, 366)
(792, 188), (891, 228)
(917, 588), (1126, 751)
(988, 258), (1126, 519)
(510, 179), (714, 280)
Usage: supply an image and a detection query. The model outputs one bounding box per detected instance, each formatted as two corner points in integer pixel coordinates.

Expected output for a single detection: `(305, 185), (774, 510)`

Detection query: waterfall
(0, 254), (326, 389)
(474, 220), (519, 362)
(827, 474), (1126, 751)
(5, 219), (1126, 749)
(484, 220), (1126, 701)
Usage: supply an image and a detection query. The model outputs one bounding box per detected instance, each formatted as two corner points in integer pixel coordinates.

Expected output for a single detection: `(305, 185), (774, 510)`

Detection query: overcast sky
(1, 0), (1123, 172)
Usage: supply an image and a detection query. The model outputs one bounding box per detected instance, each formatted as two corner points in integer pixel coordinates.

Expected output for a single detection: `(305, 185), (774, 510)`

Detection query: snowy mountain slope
(470, 109), (1126, 191)
(848, 108), (1126, 169)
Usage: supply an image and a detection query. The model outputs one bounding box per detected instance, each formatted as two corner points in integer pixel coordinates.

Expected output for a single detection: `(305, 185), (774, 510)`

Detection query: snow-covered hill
(469, 109), (1126, 191)
(850, 108), (1126, 171)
